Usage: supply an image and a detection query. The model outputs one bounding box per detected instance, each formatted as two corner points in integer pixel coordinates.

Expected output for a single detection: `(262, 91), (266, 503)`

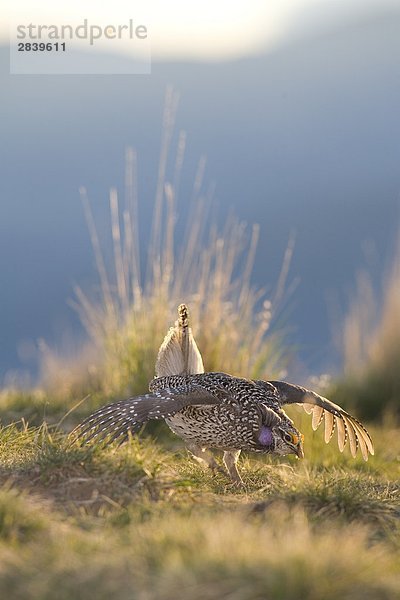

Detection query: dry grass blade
(335, 234), (400, 421)
(60, 90), (293, 398)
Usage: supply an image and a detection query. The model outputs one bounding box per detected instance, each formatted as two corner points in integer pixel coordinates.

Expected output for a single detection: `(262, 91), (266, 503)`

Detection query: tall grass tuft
(48, 89), (292, 400)
(333, 238), (400, 420)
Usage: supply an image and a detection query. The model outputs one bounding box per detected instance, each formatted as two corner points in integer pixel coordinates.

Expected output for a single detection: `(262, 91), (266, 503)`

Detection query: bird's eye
(284, 432), (293, 444)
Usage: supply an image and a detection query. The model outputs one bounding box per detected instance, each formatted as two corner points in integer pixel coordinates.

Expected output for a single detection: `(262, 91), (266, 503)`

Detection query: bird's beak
(295, 443), (304, 459)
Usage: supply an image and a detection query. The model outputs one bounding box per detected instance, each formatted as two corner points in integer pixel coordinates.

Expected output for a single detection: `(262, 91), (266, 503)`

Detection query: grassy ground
(0, 401), (398, 599)
(2, 102), (399, 598)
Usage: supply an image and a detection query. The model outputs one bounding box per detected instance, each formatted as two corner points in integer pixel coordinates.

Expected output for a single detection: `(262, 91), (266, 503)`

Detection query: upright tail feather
(71, 304), (206, 447)
(155, 304), (204, 377)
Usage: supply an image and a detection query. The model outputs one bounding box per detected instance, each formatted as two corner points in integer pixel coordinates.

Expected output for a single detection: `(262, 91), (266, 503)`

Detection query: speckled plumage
(151, 372), (286, 452)
(74, 304), (374, 483)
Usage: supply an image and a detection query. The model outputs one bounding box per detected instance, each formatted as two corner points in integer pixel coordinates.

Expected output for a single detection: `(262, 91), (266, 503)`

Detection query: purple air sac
(259, 426), (273, 447)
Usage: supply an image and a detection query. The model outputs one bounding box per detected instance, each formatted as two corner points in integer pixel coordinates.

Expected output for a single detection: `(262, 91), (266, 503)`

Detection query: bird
(73, 304), (374, 484)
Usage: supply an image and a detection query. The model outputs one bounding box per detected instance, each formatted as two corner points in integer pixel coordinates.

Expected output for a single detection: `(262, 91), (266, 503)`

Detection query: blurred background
(1, 0), (400, 385)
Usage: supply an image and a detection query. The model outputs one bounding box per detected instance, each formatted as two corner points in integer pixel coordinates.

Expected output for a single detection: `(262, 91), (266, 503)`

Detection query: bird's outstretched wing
(72, 386), (221, 445)
(257, 380), (374, 460)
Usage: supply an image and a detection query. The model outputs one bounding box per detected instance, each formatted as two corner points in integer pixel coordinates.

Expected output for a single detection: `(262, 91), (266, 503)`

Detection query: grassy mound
(0, 416), (398, 599)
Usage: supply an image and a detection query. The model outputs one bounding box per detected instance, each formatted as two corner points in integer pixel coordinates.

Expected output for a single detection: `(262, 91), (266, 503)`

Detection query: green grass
(0, 410), (398, 599)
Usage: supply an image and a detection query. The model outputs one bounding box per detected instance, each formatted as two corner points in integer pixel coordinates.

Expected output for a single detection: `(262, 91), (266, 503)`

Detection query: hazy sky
(3, 0), (399, 60)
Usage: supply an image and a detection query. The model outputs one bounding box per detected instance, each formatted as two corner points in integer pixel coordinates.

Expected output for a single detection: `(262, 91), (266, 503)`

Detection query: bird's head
(256, 405), (304, 458)
(272, 424), (304, 458)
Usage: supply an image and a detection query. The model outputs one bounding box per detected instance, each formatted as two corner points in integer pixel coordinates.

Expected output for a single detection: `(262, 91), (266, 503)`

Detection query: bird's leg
(223, 450), (243, 485)
(186, 443), (224, 475)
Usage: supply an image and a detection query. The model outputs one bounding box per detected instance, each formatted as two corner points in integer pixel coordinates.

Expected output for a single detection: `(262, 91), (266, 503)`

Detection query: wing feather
(311, 405), (324, 431)
(350, 418), (373, 461)
(324, 411), (335, 443)
(352, 421), (369, 461)
(343, 415), (358, 458)
(335, 416), (347, 452)
(353, 418), (374, 455)
(72, 386), (222, 445)
(268, 380), (374, 460)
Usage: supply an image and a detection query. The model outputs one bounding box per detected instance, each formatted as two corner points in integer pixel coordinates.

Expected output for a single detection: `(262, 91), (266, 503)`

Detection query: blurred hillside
(1, 11), (400, 381)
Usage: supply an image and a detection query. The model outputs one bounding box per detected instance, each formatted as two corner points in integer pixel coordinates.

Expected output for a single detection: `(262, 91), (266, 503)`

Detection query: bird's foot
(227, 476), (246, 491)
(187, 443), (226, 476)
(211, 464), (227, 477)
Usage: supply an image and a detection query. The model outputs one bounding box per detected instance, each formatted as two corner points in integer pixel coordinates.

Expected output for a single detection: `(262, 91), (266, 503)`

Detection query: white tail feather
(155, 304), (204, 377)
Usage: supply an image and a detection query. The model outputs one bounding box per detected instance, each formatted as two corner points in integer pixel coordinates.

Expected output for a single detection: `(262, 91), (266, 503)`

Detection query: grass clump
(333, 241), (400, 420)
(0, 94), (398, 598)
(0, 424), (179, 514)
(0, 423), (398, 599)
(0, 514), (398, 600)
(35, 90), (293, 405)
(0, 487), (47, 544)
